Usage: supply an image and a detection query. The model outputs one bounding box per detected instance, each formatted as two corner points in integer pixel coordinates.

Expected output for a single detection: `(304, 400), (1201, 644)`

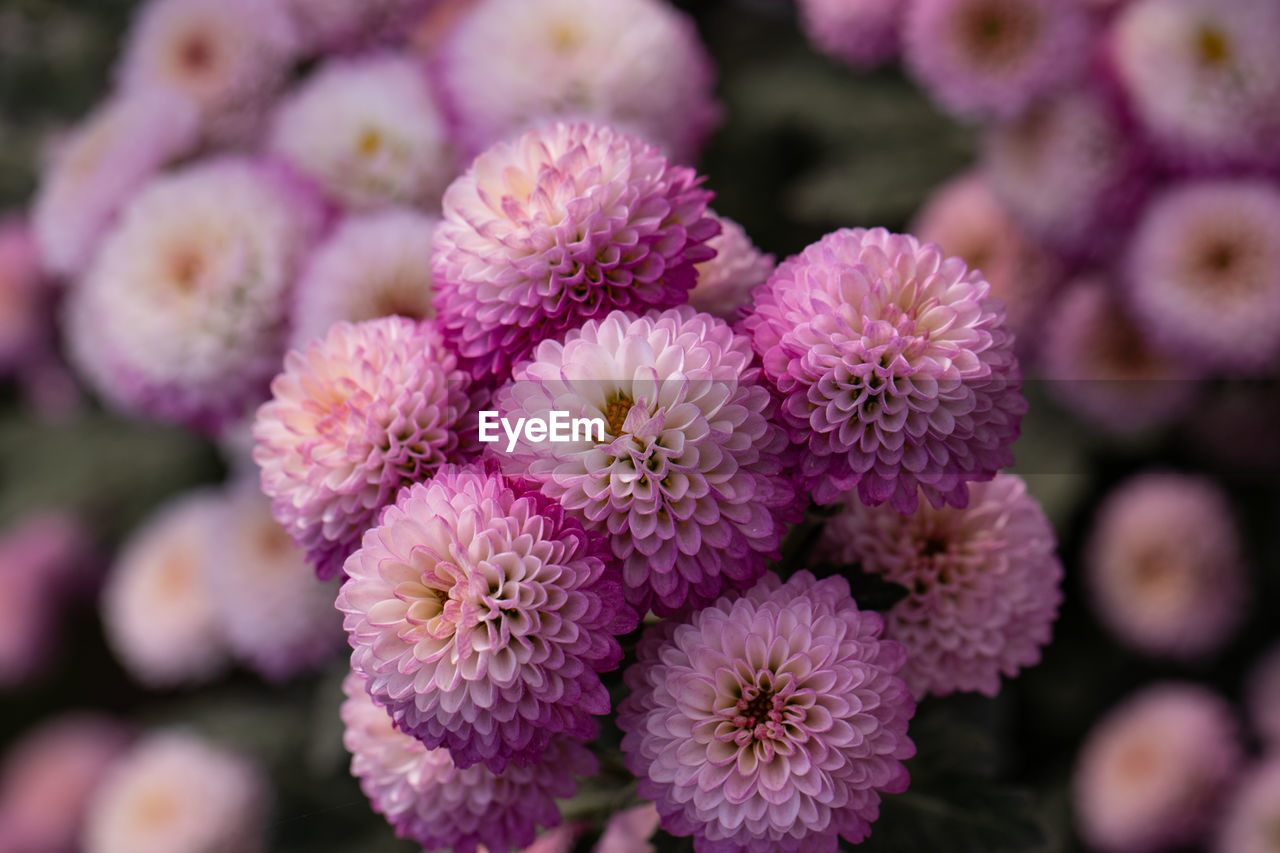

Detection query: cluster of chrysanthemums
(0, 0), (1276, 851)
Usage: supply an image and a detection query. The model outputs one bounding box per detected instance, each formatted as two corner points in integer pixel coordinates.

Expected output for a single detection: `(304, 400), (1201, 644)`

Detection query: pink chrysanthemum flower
(284, 0), (429, 53)
(1108, 0), (1280, 168)
(1039, 275), (1199, 435)
(911, 170), (1059, 338)
(101, 490), (228, 688)
(903, 0), (1092, 120)
(337, 463), (635, 770)
(688, 214), (776, 322)
(1074, 683), (1241, 853)
(1244, 642), (1280, 749)
(1215, 756), (1280, 853)
(290, 208), (438, 349)
(619, 571), (915, 853)
(0, 714), (131, 853)
(32, 91), (199, 279)
(0, 218), (50, 375)
(118, 0), (299, 142)
(596, 803), (662, 853)
(1125, 180), (1280, 375)
(341, 672), (595, 853)
(435, 0), (718, 162)
(269, 53), (454, 211)
(254, 317), (474, 580)
(983, 88), (1147, 259)
(492, 306), (795, 616)
(64, 157), (324, 433)
(83, 731), (269, 853)
(432, 122), (719, 383)
(820, 473), (1061, 699)
(1086, 473), (1246, 660)
(797, 0), (905, 69)
(743, 227), (1026, 513)
(206, 483), (343, 681)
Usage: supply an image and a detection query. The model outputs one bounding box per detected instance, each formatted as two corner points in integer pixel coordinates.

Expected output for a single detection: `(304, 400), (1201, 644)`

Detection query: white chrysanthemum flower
(291, 208), (438, 349)
(688, 213), (775, 321)
(270, 53), (454, 210)
(32, 91), (200, 278)
(101, 491), (228, 687)
(65, 157), (323, 433)
(436, 0), (718, 161)
(118, 0), (299, 142)
(83, 731), (268, 853)
(207, 482), (343, 681)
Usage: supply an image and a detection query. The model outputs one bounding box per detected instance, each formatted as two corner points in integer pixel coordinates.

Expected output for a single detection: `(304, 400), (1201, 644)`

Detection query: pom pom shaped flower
(432, 122), (719, 383)
(101, 491), (228, 688)
(436, 0), (718, 162)
(1108, 0), (1280, 167)
(820, 473), (1061, 699)
(337, 463), (636, 770)
(83, 731), (269, 853)
(1215, 755), (1280, 853)
(1039, 275), (1199, 435)
(619, 571), (915, 853)
(341, 672), (594, 853)
(269, 53), (454, 210)
(688, 214), (776, 322)
(744, 227), (1026, 513)
(1073, 683), (1241, 853)
(1246, 643), (1280, 750)
(1086, 473), (1246, 660)
(911, 170), (1059, 338)
(0, 219), (50, 375)
(207, 483), (343, 681)
(32, 91), (199, 279)
(492, 306), (795, 616)
(797, 0), (905, 69)
(983, 88), (1147, 259)
(291, 208), (438, 349)
(118, 0), (299, 142)
(0, 715), (131, 853)
(903, 0), (1092, 120)
(253, 316), (474, 580)
(65, 157), (323, 433)
(1125, 180), (1280, 375)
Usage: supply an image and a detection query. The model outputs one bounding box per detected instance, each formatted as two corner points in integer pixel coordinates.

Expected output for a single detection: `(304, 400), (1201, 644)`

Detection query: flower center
(919, 535), (949, 558)
(357, 127), (384, 157)
(165, 246), (206, 294)
(957, 0), (1038, 69)
(604, 391), (635, 436)
(176, 31), (216, 77)
(1195, 24), (1231, 68)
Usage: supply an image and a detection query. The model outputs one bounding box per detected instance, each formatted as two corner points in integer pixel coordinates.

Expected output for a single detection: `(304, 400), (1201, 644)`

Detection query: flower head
(619, 571), (915, 853)
(911, 170), (1059, 338)
(338, 463), (636, 770)
(207, 482), (343, 681)
(101, 490), (228, 688)
(744, 227), (1026, 513)
(291, 207), (439, 349)
(118, 0), (299, 142)
(32, 91), (199, 278)
(1125, 180), (1280, 375)
(1215, 756), (1280, 853)
(1073, 683), (1241, 853)
(254, 316), (475, 579)
(903, 0), (1092, 119)
(1085, 473), (1246, 660)
(269, 53), (454, 210)
(983, 88), (1147, 260)
(436, 0), (718, 161)
(1039, 275), (1199, 435)
(341, 672), (595, 853)
(688, 214), (776, 322)
(0, 715), (131, 853)
(820, 473), (1061, 699)
(1108, 0), (1280, 167)
(493, 306), (795, 616)
(797, 0), (905, 69)
(596, 803), (662, 853)
(432, 122), (718, 383)
(65, 157), (324, 433)
(83, 731), (269, 853)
